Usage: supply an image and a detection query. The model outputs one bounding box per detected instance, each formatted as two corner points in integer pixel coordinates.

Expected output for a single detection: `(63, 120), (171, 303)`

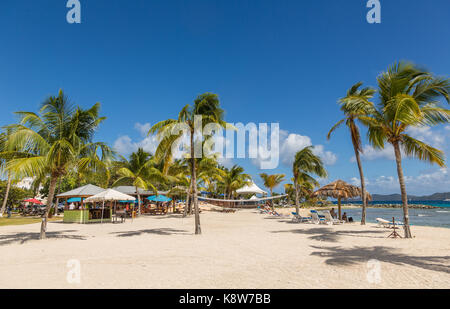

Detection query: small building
(57, 184), (110, 224)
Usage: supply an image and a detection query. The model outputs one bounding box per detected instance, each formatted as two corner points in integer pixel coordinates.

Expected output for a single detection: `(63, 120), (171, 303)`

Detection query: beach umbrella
(85, 189), (135, 223)
(147, 195), (172, 202)
(312, 180), (371, 220)
(24, 198), (43, 205)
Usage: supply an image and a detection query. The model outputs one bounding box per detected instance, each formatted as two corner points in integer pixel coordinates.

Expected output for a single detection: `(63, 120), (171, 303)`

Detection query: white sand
(0, 209), (449, 289)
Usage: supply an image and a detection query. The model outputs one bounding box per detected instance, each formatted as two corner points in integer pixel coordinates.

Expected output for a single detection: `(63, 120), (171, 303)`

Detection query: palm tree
(150, 93), (229, 235)
(0, 132), (13, 217)
(361, 62), (450, 238)
(294, 174), (319, 206)
(112, 148), (161, 216)
(292, 146), (327, 216)
(328, 82), (376, 225)
(220, 165), (251, 199)
(259, 173), (285, 210)
(4, 90), (110, 239)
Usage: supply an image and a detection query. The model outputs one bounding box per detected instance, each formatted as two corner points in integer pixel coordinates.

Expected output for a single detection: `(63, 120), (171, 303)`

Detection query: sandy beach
(0, 209), (449, 289)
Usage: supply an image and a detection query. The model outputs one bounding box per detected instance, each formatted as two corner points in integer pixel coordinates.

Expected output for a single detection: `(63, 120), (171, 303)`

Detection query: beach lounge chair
(376, 218), (405, 228)
(322, 210), (344, 225)
(291, 212), (312, 223)
(376, 218), (390, 228)
(310, 210), (326, 225)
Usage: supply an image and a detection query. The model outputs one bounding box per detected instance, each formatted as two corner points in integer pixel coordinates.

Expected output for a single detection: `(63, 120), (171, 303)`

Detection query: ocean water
(339, 200), (450, 208)
(333, 202), (450, 228)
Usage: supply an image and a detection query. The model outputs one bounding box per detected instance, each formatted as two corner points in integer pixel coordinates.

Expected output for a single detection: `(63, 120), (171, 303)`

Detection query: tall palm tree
(4, 90), (110, 239)
(112, 148), (161, 216)
(150, 93), (229, 235)
(328, 82), (376, 225)
(292, 146), (327, 216)
(259, 173), (285, 210)
(361, 62), (450, 238)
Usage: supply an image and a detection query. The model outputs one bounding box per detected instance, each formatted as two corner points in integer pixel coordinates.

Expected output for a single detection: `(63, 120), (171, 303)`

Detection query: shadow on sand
(271, 227), (386, 243)
(110, 228), (189, 237)
(0, 230), (87, 246)
(310, 245), (450, 274)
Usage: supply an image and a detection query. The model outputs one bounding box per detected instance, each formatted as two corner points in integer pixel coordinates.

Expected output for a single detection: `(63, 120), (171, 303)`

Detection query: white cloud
(407, 126), (445, 148)
(113, 123), (159, 156)
(134, 122), (151, 137)
(445, 126), (450, 131)
(352, 144), (396, 162)
(353, 168), (450, 195)
(113, 136), (135, 155)
(312, 145), (338, 166)
(279, 131), (312, 166)
(251, 129), (337, 169)
(354, 126), (448, 163)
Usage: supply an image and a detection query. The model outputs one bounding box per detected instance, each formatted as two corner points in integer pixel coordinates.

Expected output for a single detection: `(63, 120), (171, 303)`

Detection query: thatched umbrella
(312, 180), (371, 220)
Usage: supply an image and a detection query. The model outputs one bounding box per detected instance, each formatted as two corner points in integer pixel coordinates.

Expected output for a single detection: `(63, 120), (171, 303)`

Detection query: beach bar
(56, 184), (111, 223)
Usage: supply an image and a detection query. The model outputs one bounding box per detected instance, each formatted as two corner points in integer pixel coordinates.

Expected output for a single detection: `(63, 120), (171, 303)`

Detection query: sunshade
(147, 195), (172, 202)
(24, 198), (42, 205)
(84, 189), (135, 202)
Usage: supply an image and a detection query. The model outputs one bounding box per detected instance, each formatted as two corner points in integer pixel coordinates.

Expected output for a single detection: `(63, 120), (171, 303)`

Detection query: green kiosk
(57, 184), (112, 224)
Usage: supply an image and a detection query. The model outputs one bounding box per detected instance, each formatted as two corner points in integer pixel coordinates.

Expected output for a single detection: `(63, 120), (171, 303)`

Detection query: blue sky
(1, 0), (449, 195)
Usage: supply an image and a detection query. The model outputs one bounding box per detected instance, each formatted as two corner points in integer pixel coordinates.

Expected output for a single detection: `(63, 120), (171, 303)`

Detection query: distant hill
(370, 192), (450, 201)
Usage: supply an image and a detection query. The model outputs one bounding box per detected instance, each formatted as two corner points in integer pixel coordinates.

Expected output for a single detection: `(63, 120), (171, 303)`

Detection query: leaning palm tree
(292, 146), (327, 216)
(259, 173), (285, 210)
(112, 148), (161, 216)
(328, 82), (376, 225)
(4, 90), (111, 239)
(150, 93), (229, 235)
(361, 62), (450, 238)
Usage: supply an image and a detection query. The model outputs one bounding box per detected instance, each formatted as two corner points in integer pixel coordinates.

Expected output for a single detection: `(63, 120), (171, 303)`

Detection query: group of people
(329, 208), (353, 223)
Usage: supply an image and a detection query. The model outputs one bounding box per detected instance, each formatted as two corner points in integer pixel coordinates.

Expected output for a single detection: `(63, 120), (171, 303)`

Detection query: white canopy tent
(85, 189), (135, 223)
(236, 182), (267, 195)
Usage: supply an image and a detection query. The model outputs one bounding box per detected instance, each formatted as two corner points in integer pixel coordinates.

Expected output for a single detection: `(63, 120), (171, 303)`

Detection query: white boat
(445, 199), (450, 202)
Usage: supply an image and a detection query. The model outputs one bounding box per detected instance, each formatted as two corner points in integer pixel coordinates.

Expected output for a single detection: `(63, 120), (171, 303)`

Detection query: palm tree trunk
(338, 197), (342, 220)
(270, 189), (274, 211)
(0, 172), (12, 217)
(183, 191), (190, 217)
(393, 142), (412, 238)
(353, 144), (367, 225)
(40, 175), (58, 240)
(55, 176), (62, 216)
(136, 186), (141, 217)
(294, 178), (300, 215)
(190, 130), (201, 235)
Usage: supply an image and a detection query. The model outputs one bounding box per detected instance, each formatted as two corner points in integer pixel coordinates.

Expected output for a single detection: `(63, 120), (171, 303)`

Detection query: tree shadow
(110, 228), (189, 237)
(310, 245), (450, 274)
(271, 227), (386, 243)
(0, 230), (87, 246)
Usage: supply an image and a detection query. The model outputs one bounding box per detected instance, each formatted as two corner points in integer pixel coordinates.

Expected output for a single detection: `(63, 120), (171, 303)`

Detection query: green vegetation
(328, 82), (375, 225)
(0, 61), (448, 240)
(0, 214), (62, 227)
(260, 173), (285, 210)
(328, 62), (450, 238)
(3, 90), (113, 239)
(291, 146), (327, 216)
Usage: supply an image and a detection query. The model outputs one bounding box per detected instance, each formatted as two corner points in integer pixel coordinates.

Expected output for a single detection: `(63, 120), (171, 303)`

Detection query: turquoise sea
(333, 200), (450, 228)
